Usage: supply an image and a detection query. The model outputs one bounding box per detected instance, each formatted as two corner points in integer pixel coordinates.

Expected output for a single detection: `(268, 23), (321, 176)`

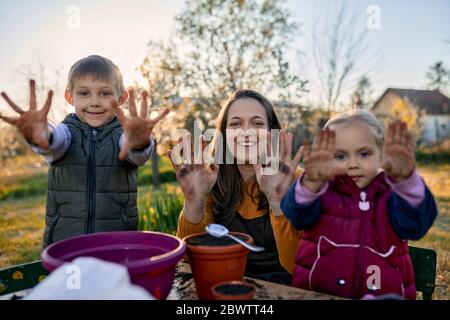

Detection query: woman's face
(225, 98), (269, 164)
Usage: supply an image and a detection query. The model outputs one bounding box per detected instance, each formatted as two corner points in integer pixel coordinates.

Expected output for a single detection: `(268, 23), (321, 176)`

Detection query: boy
(0, 55), (169, 247)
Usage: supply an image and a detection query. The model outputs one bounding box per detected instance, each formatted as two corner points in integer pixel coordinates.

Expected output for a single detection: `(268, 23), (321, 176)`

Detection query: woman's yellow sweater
(176, 172), (302, 274)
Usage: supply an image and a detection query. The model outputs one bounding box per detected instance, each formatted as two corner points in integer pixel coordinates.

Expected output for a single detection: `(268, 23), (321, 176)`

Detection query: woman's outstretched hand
(254, 129), (304, 215)
(168, 133), (219, 224)
(168, 133), (219, 201)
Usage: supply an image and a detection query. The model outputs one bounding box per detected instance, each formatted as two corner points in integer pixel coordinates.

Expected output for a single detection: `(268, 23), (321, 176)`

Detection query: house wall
(420, 115), (450, 145)
(371, 92), (401, 118)
(372, 92), (450, 146)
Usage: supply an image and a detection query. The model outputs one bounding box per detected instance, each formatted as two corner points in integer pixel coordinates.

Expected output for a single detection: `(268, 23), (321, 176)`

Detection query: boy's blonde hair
(66, 55), (125, 94)
(324, 109), (385, 149)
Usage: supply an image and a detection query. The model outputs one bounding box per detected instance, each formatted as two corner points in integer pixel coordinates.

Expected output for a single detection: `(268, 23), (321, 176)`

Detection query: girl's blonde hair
(324, 109), (385, 149)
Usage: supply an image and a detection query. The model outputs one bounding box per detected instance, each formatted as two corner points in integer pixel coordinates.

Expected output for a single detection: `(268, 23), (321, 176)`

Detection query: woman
(170, 89), (303, 284)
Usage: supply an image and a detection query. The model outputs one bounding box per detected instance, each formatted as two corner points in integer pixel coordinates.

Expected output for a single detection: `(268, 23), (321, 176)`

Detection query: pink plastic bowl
(41, 231), (185, 299)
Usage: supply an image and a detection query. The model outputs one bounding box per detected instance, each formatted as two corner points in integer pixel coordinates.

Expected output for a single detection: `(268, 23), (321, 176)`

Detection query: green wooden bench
(408, 245), (437, 300)
(0, 260), (48, 297)
(0, 246), (437, 299)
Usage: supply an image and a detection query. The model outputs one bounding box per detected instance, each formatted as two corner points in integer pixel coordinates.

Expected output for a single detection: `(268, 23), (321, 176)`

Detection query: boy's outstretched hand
(302, 129), (347, 192)
(113, 88), (170, 160)
(0, 80), (53, 149)
(382, 120), (415, 181)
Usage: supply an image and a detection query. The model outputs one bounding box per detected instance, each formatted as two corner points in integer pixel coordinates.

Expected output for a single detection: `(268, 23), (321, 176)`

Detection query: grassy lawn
(409, 163), (450, 300)
(0, 195), (45, 266)
(0, 155), (449, 299)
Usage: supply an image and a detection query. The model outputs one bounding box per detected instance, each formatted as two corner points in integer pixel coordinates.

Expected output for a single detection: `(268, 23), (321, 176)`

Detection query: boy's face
(331, 121), (382, 189)
(65, 77), (127, 128)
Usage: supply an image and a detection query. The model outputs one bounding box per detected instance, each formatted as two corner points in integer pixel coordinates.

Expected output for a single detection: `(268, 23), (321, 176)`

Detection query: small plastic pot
(211, 280), (256, 300)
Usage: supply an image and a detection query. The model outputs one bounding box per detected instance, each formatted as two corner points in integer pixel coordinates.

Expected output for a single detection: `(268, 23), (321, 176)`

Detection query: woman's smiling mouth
(237, 141), (257, 147)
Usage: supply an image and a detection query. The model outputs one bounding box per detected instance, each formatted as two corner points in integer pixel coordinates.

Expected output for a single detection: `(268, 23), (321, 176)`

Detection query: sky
(286, 0), (450, 106)
(0, 0), (449, 119)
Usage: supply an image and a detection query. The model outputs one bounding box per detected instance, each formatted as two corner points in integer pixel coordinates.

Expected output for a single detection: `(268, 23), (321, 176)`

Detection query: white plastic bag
(25, 257), (154, 300)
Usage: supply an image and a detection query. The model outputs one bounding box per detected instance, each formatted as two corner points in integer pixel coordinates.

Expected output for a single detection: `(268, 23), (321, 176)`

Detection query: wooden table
(168, 262), (345, 300)
(0, 261), (344, 300)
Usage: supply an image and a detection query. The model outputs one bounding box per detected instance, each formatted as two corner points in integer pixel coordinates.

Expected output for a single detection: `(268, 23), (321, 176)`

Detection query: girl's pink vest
(292, 173), (416, 299)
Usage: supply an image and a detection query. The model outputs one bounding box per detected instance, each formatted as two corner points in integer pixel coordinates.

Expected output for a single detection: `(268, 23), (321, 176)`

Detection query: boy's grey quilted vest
(43, 114), (139, 247)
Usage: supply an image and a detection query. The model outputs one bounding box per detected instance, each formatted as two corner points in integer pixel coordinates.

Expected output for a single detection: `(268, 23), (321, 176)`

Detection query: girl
(281, 110), (438, 299)
(171, 89), (303, 284)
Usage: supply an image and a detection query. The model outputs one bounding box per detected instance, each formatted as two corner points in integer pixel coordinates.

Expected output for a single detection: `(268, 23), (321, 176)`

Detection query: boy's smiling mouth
(85, 110), (106, 115)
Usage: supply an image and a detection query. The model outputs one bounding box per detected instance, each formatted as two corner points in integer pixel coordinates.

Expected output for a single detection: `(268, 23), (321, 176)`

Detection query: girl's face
(331, 121), (382, 189)
(225, 98), (269, 164)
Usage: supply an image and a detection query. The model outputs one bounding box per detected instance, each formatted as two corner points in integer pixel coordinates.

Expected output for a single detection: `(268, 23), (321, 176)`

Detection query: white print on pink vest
(359, 191), (370, 211)
(309, 236), (405, 298)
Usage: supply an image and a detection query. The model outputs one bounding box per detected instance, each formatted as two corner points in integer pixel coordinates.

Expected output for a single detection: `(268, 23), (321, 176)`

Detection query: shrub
(138, 184), (183, 234)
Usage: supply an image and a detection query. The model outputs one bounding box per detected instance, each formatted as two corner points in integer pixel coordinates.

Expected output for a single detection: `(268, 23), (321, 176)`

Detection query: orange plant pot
(183, 232), (253, 300)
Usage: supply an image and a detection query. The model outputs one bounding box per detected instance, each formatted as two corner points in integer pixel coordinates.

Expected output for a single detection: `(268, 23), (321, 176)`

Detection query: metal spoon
(205, 223), (265, 252)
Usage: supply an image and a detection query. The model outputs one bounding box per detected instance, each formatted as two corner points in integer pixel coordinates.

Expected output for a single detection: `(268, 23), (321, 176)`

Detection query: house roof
(372, 88), (450, 115)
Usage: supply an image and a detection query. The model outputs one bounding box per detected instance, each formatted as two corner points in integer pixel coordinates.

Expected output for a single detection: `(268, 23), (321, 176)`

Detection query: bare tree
(351, 75), (373, 109)
(13, 53), (69, 124)
(304, 3), (380, 112)
(138, 41), (184, 188)
(425, 61), (449, 91)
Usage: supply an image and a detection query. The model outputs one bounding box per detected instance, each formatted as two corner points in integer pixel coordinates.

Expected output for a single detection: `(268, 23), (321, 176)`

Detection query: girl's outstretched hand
(382, 120), (415, 181)
(302, 129), (347, 192)
(0, 79), (53, 149)
(112, 88), (169, 160)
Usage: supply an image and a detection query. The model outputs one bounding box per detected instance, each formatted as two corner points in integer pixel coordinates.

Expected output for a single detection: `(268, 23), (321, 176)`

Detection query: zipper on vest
(121, 211), (129, 231)
(354, 192), (368, 297)
(85, 129), (98, 233)
(47, 206), (61, 245)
